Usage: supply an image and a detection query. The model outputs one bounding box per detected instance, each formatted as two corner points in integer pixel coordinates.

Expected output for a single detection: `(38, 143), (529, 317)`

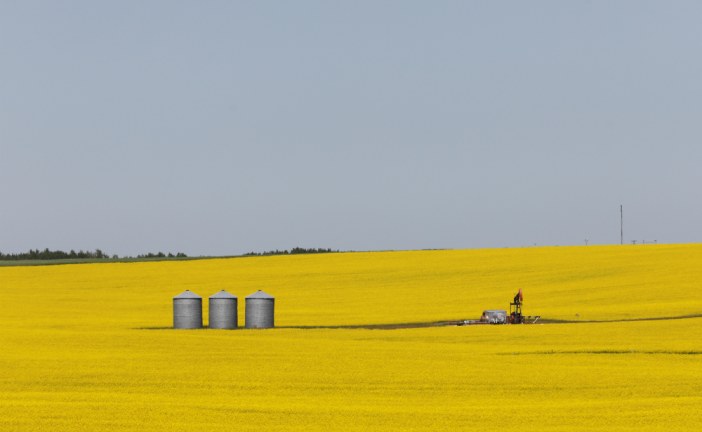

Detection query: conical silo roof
(246, 290), (274, 299)
(209, 290), (237, 299)
(173, 290), (202, 299)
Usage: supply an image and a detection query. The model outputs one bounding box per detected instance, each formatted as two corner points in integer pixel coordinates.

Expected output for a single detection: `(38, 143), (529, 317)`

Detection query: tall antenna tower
(620, 205), (623, 245)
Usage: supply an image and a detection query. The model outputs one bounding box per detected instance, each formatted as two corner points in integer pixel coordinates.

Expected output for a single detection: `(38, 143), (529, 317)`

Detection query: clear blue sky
(1, 1), (700, 256)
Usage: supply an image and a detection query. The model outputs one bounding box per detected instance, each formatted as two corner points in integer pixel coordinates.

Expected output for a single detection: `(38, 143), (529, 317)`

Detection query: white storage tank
(173, 290), (203, 329)
(209, 290), (238, 329)
(481, 309), (507, 324)
(245, 290), (274, 329)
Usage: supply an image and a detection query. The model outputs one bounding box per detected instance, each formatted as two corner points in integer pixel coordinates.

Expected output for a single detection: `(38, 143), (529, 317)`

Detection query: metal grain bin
(173, 290), (203, 329)
(209, 290), (238, 329)
(245, 290), (274, 329)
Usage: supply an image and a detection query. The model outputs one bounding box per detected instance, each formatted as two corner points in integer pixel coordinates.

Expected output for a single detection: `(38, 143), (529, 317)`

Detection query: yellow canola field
(0, 244), (701, 431)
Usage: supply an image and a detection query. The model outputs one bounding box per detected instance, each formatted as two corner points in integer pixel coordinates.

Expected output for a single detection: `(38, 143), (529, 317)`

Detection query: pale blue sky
(1, 1), (701, 256)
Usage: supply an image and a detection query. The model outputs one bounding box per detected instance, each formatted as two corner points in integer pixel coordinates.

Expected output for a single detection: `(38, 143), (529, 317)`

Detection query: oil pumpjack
(510, 288), (524, 323)
(474, 289), (539, 325)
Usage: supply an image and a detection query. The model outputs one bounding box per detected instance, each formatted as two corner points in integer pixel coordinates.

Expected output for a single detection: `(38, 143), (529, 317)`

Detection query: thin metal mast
(620, 205), (623, 245)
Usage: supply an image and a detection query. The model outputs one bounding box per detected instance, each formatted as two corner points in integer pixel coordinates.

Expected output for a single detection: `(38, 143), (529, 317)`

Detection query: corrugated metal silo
(208, 290), (238, 329)
(173, 290), (203, 329)
(245, 290), (275, 329)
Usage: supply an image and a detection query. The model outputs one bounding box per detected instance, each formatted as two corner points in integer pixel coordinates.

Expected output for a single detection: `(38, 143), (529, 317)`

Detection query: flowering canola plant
(0, 244), (700, 431)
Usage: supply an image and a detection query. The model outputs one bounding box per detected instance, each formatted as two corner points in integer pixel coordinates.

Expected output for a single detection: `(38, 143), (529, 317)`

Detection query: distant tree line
(135, 252), (188, 258)
(0, 248), (187, 261)
(0, 248), (110, 261)
(243, 247), (338, 257)
(0, 247), (340, 261)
